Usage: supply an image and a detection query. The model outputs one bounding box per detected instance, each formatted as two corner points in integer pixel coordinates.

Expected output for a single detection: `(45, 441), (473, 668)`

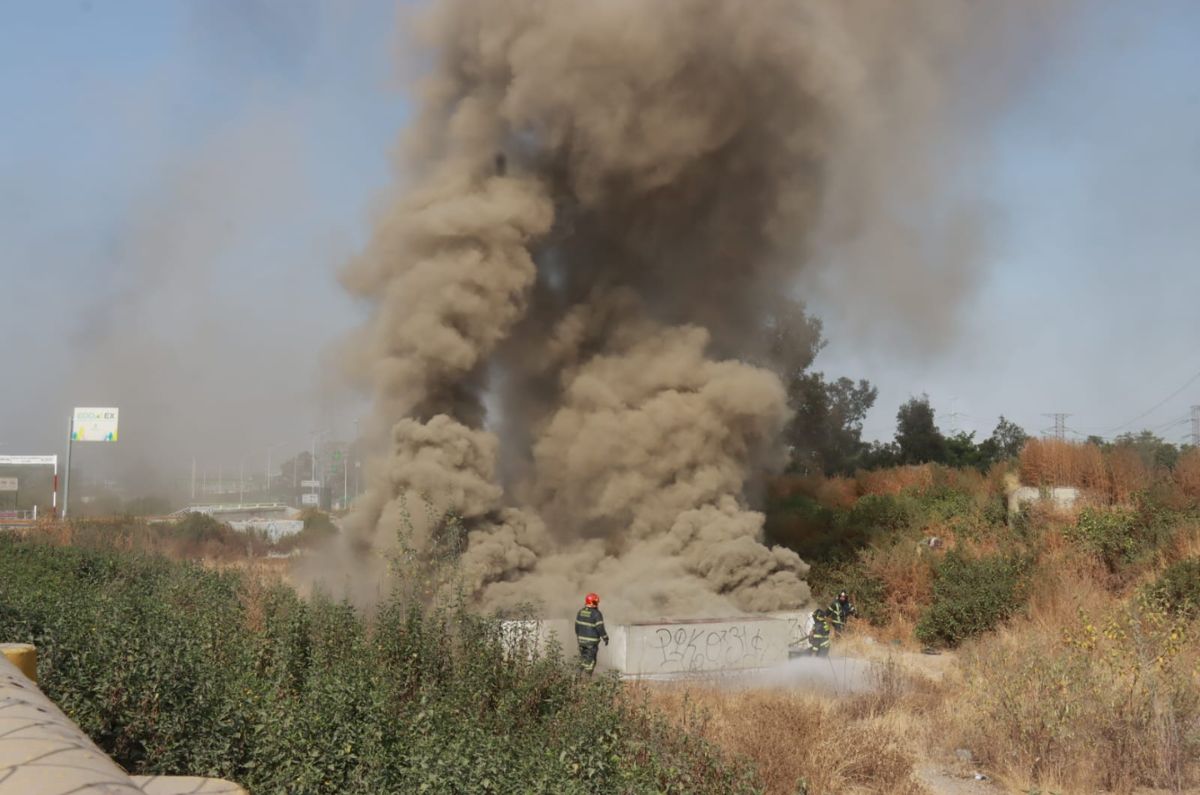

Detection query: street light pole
(353, 418), (361, 498)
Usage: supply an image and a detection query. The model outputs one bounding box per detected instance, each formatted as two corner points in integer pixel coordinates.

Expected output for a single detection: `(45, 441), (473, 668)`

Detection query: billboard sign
(0, 478), (16, 492)
(301, 493), (319, 506)
(71, 408), (119, 442)
(301, 480), (320, 488)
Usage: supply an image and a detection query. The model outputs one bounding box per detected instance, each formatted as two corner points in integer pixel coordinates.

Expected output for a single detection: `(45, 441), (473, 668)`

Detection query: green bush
(1075, 511), (1147, 574)
(1144, 558), (1200, 618)
(845, 494), (916, 533)
(915, 551), (1030, 648)
(806, 560), (887, 625)
(0, 537), (757, 794)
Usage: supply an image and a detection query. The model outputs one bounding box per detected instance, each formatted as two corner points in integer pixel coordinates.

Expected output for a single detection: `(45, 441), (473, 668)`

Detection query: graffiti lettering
(649, 624), (768, 672)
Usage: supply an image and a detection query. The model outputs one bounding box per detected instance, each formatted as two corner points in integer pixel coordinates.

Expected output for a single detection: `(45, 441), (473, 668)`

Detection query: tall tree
(895, 395), (947, 465)
(1113, 430), (1179, 469)
(989, 416), (1029, 460)
(767, 300), (879, 475)
(785, 373), (878, 475)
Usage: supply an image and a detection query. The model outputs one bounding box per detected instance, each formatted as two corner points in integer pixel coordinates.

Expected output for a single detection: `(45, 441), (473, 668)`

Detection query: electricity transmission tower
(1043, 413), (1070, 441)
(1191, 405), (1200, 448)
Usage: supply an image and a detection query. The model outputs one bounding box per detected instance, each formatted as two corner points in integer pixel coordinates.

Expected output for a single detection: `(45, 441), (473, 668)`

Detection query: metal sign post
(62, 414), (74, 519)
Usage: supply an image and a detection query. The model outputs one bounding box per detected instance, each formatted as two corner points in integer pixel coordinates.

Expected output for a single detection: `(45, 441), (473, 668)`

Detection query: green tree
(989, 416), (1029, 460)
(1113, 430), (1179, 470)
(763, 299), (879, 475)
(785, 374), (878, 475)
(945, 431), (986, 469)
(895, 395), (947, 465)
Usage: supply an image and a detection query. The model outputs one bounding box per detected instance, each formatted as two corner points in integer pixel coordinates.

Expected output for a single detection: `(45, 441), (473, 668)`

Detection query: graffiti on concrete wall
(649, 624), (768, 672)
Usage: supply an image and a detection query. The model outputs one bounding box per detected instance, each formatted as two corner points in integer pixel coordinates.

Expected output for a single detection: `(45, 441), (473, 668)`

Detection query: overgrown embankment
(0, 535), (757, 794)
(762, 455), (1200, 793)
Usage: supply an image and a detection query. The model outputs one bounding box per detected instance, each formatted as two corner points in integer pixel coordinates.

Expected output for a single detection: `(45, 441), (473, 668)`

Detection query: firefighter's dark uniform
(575, 606), (608, 674)
(808, 611), (832, 657)
(830, 596), (856, 632)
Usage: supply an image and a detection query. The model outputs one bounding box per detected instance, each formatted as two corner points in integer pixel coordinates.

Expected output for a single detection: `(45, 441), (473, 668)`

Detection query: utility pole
(239, 461), (244, 506)
(191, 457), (196, 502)
(353, 418), (361, 499)
(1191, 405), (1200, 448)
(266, 445), (273, 499)
(62, 413), (74, 520)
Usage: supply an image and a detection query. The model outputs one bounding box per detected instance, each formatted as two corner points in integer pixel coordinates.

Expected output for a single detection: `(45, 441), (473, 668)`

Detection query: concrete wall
(501, 616), (792, 675)
(768, 610), (814, 649)
(499, 618), (627, 671)
(618, 617), (791, 675)
(1008, 485), (1079, 514)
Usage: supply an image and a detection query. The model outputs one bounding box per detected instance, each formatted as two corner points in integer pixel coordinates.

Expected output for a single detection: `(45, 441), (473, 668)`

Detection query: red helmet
(585, 592), (599, 607)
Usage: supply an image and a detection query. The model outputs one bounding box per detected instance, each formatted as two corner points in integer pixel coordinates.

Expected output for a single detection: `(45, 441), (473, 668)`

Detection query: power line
(1094, 365), (1200, 434)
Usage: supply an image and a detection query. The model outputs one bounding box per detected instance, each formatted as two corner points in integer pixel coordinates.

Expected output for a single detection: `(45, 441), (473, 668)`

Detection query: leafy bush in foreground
(915, 551), (1030, 648)
(0, 537), (757, 794)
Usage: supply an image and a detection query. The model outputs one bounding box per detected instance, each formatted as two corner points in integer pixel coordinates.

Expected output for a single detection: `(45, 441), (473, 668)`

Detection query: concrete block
(1008, 484), (1080, 514)
(615, 616), (791, 675)
(767, 611), (813, 649)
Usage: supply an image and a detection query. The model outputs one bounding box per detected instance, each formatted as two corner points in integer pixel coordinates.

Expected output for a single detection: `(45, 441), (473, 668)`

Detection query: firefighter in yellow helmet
(575, 592), (609, 674)
(807, 608), (832, 657)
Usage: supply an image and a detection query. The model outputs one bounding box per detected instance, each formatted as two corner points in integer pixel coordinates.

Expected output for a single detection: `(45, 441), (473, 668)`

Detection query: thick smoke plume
(335, 0), (1063, 620)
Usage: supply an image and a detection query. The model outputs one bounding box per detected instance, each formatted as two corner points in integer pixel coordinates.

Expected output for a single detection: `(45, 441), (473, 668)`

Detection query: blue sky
(2, 0), (1200, 489)
(1, 0), (408, 483)
(819, 0), (1200, 444)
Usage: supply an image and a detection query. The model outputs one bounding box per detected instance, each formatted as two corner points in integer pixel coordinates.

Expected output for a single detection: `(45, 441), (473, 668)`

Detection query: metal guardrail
(171, 503), (293, 516)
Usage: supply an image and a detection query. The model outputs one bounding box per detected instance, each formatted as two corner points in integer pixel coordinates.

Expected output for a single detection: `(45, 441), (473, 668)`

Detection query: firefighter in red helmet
(575, 592), (609, 675)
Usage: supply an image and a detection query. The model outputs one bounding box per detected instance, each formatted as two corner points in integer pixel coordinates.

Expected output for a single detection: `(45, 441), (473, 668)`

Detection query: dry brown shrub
(862, 545), (934, 624)
(768, 474), (821, 501)
(1019, 439), (1106, 488)
(856, 465), (933, 496)
(985, 461), (1014, 498)
(935, 466), (989, 500)
(642, 684), (925, 795)
(1106, 446), (1150, 503)
(1168, 522), (1200, 562)
(1175, 448), (1200, 499)
(814, 476), (857, 509)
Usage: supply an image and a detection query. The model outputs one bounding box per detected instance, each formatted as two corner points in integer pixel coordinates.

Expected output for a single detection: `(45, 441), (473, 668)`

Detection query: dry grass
(639, 677), (929, 795)
(1175, 448), (1200, 499)
(856, 465), (934, 497)
(941, 592), (1200, 794)
(770, 474), (859, 509)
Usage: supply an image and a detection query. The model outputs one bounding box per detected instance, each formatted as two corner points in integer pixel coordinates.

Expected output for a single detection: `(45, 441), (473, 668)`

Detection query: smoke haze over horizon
(3, 0), (1200, 520)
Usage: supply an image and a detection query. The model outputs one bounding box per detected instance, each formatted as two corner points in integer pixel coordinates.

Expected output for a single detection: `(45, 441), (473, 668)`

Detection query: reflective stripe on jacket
(575, 606), (608, 645)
